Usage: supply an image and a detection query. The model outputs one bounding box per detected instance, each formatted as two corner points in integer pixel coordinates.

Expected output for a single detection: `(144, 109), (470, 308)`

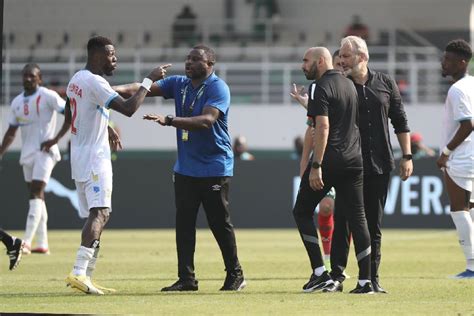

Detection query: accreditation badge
(182, 130), (189, 141)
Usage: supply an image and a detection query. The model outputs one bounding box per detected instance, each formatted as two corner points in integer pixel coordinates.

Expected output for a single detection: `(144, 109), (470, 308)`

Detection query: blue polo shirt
(157, 73), (234, 177)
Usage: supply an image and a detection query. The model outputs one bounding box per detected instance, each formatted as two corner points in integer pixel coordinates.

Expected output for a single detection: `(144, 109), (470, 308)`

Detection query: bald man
(292, 47), (373, 294)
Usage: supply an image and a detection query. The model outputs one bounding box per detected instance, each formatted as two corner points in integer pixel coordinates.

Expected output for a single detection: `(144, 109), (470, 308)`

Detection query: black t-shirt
(307, 69), (362, 170)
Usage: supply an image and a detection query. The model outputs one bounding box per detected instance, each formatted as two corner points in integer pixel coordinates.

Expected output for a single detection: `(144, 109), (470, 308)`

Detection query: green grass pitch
(1, 229), (473, 314)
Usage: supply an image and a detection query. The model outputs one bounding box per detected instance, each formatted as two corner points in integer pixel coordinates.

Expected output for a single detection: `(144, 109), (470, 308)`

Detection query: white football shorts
(446, 168), (474, 202)
(22, 151), (57, 183)
(75, 170), (113, 218)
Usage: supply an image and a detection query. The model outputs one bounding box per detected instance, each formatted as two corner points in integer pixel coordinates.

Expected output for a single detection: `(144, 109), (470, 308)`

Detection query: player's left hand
(436, 154), (449, 171)
(40, 139), (57, 152)
(143, 114), (166, 126)
(399, 158), (413, 181)
(309, 167), (324, 191)
(108, 126), (122, 152)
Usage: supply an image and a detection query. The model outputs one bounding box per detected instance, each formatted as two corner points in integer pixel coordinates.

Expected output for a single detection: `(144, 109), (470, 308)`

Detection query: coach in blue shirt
(142, 45), (246, 292)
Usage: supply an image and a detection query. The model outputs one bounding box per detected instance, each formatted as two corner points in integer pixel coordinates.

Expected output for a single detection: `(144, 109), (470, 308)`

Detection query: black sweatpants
(331, 173), (389, 283)
(293, 165), (371, 280)
(174, 173), (242, 281)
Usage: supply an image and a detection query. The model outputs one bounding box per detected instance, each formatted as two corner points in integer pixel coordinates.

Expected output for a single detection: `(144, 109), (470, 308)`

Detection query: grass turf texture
(0, 229), (473, 315)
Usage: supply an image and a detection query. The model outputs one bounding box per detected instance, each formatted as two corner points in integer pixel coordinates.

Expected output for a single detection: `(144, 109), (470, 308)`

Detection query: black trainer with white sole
(372, 280), (387, 293)
(161, 279), (199, 292)
(349, 282), (374, 294)
(302, 271), (334, 293)
(220, 270), (247, 291)
(322, 280), (343, 293)
(7, 237), (24, 271)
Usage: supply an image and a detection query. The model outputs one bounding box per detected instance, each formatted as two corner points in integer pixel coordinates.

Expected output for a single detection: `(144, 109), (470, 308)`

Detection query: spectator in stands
(397, 78), (409, 102)
(411, 132), (435, 159)
(48, 78), (67, 98)
(247, 0), (280, 42)
(233, 135), (255, 161)
(292, 135), (304, 160)
(172, 5), (198, 47)
(344, 15), (370, 42)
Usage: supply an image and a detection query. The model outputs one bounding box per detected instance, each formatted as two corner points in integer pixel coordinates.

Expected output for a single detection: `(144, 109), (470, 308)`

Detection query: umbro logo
(211, 184), (221, 191)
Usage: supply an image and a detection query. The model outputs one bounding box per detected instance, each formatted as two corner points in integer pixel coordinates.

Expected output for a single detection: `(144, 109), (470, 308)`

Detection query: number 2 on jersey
(70, 97), (78, 134)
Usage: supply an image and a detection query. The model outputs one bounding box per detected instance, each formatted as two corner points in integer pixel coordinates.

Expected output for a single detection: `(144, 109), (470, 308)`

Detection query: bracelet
(442, 146), (452, 156)
(141, 78), (153, 92)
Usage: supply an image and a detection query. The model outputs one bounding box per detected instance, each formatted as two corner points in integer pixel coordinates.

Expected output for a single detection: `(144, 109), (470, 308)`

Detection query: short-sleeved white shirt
(66, 70), (118, 181)
(442, 75), (474, 178)
(9, 87), (66, 165)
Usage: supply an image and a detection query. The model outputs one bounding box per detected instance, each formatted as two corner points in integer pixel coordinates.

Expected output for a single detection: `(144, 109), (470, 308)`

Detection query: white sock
(86, 247), (100, 278)
(34, 201), (49, 249)
(358, 279), (370, 286)
(72, 246), (94, 276)
(451, 211), (474, 271)
(23, 199), (43, 245)
(314, 266), (326, 276)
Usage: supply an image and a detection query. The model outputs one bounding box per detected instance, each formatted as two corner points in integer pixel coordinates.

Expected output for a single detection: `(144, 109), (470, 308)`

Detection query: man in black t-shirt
(293, 47), (373, 294)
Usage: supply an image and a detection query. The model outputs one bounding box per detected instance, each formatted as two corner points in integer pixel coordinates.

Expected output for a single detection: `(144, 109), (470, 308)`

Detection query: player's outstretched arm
(112, 64), (171, 98)
(109, 64), (171, 117)
(143, 106), (219, 130)
(41, 98), (72, 152)
(0, 125), (19, 159)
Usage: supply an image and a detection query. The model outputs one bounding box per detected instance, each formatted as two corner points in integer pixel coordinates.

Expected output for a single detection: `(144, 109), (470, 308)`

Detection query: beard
(304, 63), (317, 80)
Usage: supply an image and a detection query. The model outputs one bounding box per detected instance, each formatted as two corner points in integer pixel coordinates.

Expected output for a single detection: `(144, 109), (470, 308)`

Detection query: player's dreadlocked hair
(87, 36), (114, 54)
(193, 44), (216, 66)
(445, 39), (472, 61)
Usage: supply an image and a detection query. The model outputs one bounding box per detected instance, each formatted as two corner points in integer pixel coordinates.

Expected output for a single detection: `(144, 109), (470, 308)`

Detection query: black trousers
(331, 173), (389, 282)
(174, 173), (242, 281)
(293, 165), (371, 280)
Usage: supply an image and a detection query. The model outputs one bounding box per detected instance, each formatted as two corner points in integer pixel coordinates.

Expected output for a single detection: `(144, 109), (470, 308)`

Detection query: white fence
(2, 45), (448, 107)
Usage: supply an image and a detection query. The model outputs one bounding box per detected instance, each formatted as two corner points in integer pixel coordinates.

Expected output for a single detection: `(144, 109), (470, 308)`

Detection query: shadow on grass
(0, 290), (311, 298)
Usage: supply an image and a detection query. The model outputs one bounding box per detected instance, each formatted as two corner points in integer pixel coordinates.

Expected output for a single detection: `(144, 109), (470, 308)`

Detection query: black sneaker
(302, 271), (334, 293)
(349, 282), (374, 294)
(7, 237), (24, 271)
(372, 280), (387, 294)
(161, 279), (198, 292)
(322, 280), (343, 293)
(220, 270), (247, 291)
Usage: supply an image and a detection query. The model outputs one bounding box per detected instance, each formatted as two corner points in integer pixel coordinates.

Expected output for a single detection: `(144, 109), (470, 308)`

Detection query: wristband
(141, 78), (153, 92)
(442, 146), (452, 156)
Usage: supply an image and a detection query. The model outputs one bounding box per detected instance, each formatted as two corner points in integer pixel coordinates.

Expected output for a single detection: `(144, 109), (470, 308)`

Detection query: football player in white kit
(50, 36), (170, 295)
(437, 39), (474, 279)
(0, 63), (67, 255)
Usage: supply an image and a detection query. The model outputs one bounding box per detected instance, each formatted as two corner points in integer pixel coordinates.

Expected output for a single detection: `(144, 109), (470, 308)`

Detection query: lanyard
(181, 84), (206, 117)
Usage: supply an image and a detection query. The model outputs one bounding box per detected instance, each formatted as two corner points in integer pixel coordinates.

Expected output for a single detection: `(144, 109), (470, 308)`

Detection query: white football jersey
(442, 74), (474, 178)
(9, 86), (65, 165)
(66, 70), (118, 181)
